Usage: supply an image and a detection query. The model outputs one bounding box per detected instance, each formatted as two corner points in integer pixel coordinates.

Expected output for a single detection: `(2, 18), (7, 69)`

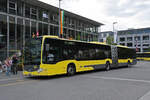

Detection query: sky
(40, 0), (150, 32)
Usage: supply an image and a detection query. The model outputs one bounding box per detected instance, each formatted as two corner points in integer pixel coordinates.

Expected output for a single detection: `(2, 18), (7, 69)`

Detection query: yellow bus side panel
(23, 59), (112, 76)
(136, 57), (150, 61)
(142, 57), (150, 61)
(76, 59), (112, 72)
(118, 59), (133, 64)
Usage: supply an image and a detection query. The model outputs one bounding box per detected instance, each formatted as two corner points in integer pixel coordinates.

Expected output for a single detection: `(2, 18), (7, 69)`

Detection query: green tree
(106, 36), (114, 45)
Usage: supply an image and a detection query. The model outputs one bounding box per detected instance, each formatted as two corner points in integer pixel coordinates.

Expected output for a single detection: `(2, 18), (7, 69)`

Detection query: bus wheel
(105, 62), (110, 71)
(67, 64), (76, 76)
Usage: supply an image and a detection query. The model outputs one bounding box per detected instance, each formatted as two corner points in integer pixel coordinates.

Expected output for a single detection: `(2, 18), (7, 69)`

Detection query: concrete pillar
(7, 16), (9, 57)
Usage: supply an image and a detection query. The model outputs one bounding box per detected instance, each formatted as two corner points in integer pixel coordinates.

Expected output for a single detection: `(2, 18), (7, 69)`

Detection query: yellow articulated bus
(23, 35), (137, 76)
(136, 52), (150, 61)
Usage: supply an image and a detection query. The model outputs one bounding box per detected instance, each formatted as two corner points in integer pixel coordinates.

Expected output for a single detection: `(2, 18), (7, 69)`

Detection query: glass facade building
(117, 28), (150, 52)
(0, 0), (103, 61)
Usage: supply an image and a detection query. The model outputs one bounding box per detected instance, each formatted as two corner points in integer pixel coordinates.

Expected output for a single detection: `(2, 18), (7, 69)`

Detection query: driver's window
(43, 39), (60, 64)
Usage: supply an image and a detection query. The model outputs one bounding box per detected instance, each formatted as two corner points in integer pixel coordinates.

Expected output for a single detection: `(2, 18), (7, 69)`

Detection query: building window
(43, 24), (48, 35)
(31, 21), (36, 36)
(0, 0), (7, 12)
(54, 26), (58, 36)
(101, 33), (104, 38)
(69, 30), (75, 40)
(135, 36), (140, 41)
(127, 43), (132, 47)
(38, 23), (48, 36)
(76, 32), (81, 40)
(103, 34), (107, 37)
(137, 48), (140, 52)
(94, 35), (98, 41)
(71, 19), (75, 29)
(25, 4), (37, 19)
(17, 18), (23, 49)
(25, 5), (30, 18)
(120, 37), (125, 42)
(9, 0), (17, 14)
(50, 25), (54, 35)
(143, 44), (149, 47)
(31, 8), (37, 19)
(9, 16), (16, 50)
(100, 39), (103, 42)
(143, 36), (149, 40)
(127, 37), (132, 41)
(120, 43), (125, 46)
(63, 28), (67, 38)
(38, 23), (42, 36)
(17, 0), (23, 16)
(83, 33), (86, 41)
(134, 44), (141, 47)
(42, 11), (48, 22)
(50, 13), (58, 24)
(64, 16), (68, 27)
(39, 8), (49, 22)
(0, 14), (7, 61)
(25, 20), (30, 39)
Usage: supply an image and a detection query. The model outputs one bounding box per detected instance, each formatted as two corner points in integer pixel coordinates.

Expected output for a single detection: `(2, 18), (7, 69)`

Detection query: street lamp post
(113, 22), (117, 44)
(59, 0), (62, 38)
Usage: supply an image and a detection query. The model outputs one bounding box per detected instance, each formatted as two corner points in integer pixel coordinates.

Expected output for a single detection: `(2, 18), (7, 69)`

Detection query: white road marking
(0, 78), (20, 82)
(84, 75), (150, 100)
(84, 75), (150, 84)
(0, 80), (36, 87)
(139, 91), (150, 100)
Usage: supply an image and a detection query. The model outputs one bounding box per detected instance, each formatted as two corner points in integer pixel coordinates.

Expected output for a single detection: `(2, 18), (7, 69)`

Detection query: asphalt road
(1, 61), (150, 100)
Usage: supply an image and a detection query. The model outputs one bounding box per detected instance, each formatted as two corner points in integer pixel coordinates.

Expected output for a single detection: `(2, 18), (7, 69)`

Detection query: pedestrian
(5, 58), (11, 76)
(0, 61), (3, 73)
(12, 55), (18, 75)
(9, 58), (13, 74)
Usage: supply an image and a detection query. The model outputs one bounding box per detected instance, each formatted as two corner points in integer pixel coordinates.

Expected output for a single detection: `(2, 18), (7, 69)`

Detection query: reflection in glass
(0, 15), (7, 61)
(24, 38), (42, 65)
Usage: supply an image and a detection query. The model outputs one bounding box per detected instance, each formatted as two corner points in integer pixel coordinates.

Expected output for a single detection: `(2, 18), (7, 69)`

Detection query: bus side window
(68, 48), (75, 59)
(62, 48), (69, 60)
(82, 49), (89, 60)
(89, 49), (96, 59)
(104, 51), (109, 58)
(95, 48), (106, 60)
(75, 50), (83, 60)
(62, 47), (75, 60)
(43, 44), (60, 64)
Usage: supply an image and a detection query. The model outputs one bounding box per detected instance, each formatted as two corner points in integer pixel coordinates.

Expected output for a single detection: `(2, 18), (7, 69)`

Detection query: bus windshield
(24, 38), (42, 65)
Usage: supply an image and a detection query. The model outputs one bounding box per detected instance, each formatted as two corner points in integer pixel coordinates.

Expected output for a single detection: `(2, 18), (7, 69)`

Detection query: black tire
(67, 64), (76, 76)
(105, 62), (110, 71)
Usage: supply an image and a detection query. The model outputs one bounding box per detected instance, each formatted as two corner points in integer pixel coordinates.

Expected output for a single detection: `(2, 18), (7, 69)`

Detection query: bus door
(111, 45), (118, 67)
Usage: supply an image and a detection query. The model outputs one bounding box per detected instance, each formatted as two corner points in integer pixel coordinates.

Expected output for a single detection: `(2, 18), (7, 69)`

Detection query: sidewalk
(0, 71), (23, 80)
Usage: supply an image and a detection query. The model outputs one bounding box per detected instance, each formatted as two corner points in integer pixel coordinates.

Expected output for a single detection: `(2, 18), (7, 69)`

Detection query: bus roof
(137, 52), (150, 54)
(42, 35), (59, 39)
(116, 45), (129, 48)
(144, 52), (150, 53)
(89, 41), (109, 46)
(42, 35), (110, 46)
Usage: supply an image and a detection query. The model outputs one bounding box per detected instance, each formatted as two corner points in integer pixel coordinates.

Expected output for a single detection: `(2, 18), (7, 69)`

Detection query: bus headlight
(37, 68), (43, 73)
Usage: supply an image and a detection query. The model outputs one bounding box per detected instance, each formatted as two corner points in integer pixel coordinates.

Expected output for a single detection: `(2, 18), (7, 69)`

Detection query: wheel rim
(68, 66), (75, 75)
(106, 63), (110, 71)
